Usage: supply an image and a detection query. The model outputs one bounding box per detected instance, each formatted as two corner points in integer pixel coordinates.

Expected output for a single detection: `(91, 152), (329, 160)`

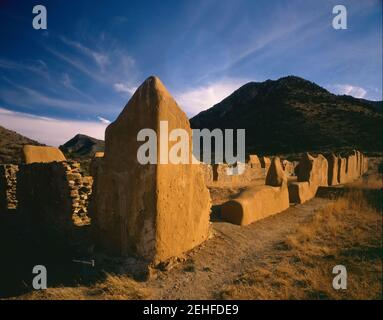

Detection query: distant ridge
(190, 75), (383, 154)
(59, 134), (105, 159)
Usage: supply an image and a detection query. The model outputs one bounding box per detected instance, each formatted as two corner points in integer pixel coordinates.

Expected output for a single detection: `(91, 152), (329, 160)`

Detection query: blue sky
(0, 0), (382, 145)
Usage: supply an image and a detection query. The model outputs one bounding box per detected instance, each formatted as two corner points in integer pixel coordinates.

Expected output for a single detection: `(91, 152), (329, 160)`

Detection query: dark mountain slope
(59, 134), (105, 159)
(0, 125), (44, 164)
(190, 76), (383, 154)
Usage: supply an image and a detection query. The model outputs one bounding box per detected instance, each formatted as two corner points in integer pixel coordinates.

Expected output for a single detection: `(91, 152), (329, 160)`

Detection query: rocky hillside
(0, 125), (43, 164)
(59, 134), (104, 159)
(190, 76), (383, 155)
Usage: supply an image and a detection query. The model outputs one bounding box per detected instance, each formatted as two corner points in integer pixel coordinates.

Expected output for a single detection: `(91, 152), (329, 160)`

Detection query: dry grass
(14, 273), (149, 300)
(219, 188), (382, 300)
(9, 171), (383, 300)
(349, 173), (383, 190)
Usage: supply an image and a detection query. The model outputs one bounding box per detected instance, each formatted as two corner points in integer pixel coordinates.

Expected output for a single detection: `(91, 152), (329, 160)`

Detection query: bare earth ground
(10, 158), (383, 300)
(145, 198), (333, 299)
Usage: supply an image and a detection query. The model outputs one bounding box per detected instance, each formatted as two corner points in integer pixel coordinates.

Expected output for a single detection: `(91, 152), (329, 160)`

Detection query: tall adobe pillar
(91, 76), (211, 263)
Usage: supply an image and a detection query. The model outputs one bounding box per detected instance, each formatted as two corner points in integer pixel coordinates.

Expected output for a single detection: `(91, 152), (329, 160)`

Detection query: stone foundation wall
(0, 164), (19, 213)
(63, 161), (93, 226)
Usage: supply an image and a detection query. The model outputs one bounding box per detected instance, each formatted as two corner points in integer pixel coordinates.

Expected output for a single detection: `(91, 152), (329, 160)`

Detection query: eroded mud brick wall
(17, 161), (92, 240)
(202, 162), (266, 185)
(0, 164), (19, 213)
(91, 76), (211, 263)
(221, 157), (289, 226)
(213, 163), (264, 184)
(336, 150), (367, 185)
(201, 156), (297, 185)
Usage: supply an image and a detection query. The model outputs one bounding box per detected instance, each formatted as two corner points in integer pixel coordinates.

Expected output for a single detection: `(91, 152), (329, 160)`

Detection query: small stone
(70, 190), (79, 197)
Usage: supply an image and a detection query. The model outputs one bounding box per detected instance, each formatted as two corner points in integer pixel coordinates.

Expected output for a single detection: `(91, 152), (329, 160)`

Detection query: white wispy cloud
(97, 116), (111, 124)
(46, 34), (136, 90)
(113, 83), (137, 95)
(61, 73), (96, 102)
(198, 6), (327, 81)
(1, 77), (116, 114)
(0, 58), (50, 80)
(45, 47), (106, 83)
(59, 36), (110, 70)
(328, 84), (367, 99)
(174, 78), (249, 116)
(62, 73), (72, 87)
(0, 107), (107, 146)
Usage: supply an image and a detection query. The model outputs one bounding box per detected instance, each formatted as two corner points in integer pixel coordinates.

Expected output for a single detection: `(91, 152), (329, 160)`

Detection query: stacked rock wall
(0, 164), (19, 213)
(64, 161), (93, 226)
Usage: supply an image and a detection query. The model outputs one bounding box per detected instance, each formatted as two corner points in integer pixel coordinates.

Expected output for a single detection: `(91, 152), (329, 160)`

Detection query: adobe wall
(201, 155), (297, 186)
(90, 76), (211, 263)
(221, 157), (289, 226)
(22, 145), (66, 164)
(282, 160), (296, 177)
(337, 150), (367, 184)
(326, 153), (339, 186)
(210, 162), (265, 185)
(201, 154), (275, 186)
(89, 155), (105, 179)
(17, 161), (92, 241)
(259, 156), (271, 171)
(289, 150), (367, 203)
(289, 153), (328, 204)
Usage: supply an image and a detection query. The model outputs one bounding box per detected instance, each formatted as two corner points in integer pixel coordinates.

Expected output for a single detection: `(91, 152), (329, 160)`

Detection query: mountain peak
(190, 76), (382, 154)
(59, 134), (104, 159)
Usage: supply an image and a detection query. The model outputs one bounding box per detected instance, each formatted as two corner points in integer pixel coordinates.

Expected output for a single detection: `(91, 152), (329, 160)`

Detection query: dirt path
(145, 197), (333, 299)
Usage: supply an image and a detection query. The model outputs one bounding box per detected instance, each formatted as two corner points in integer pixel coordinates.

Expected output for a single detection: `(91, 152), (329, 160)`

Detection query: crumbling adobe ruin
(90, 76), (211, 263)
(0, 75), (371, 268)
(220, 149), (368, 224)
(23, 145), (67, 164)
(326, 153), (339, 186)
(288, 151), (368, 204)
(288, 153), (328, 204)
(0, 146), (93, 249)
(200, 154), (292, 187)
(203, 161), (265, 186)
(221, 157), (289, 226)
(18, 160), (92, 231)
